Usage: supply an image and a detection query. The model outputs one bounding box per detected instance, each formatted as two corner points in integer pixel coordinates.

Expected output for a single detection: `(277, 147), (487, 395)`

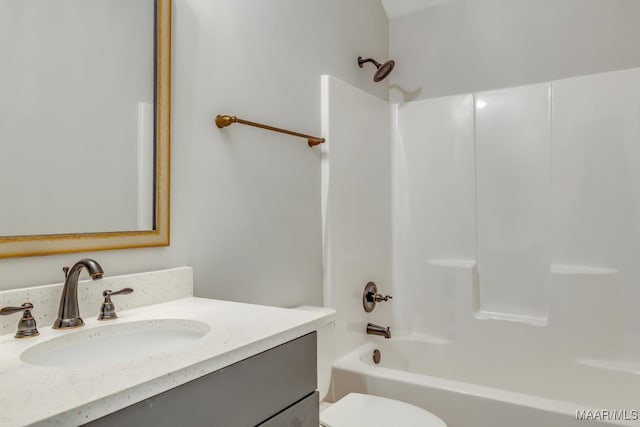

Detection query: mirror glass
(0, 0), (170, 257)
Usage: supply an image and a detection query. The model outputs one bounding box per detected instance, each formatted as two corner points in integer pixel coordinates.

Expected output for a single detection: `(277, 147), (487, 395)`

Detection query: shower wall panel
(551, 68), (640, 357)
(394, 68), (640, 358)
(392, 96), (475, 336)
(475, 84), (551, 319)
(321, 75), (391, 360)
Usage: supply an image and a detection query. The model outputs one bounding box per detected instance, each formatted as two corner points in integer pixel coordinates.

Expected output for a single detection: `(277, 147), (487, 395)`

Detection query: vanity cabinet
(85, 332), (318, 427)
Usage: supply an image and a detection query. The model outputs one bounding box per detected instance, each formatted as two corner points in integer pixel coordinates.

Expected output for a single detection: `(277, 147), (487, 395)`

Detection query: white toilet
(313, 313), (447, 427)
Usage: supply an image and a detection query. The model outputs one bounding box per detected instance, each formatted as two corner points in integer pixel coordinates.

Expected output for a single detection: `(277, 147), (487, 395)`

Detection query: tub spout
(367, 322), (391, 339)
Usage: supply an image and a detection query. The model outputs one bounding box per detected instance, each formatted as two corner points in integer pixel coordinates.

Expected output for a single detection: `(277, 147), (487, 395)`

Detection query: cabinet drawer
(258, 391), (319, 427)
(85, 332), (317, 427)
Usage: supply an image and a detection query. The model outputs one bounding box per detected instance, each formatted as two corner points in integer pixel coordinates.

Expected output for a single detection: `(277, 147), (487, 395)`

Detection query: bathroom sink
(21, 319), (210, 368)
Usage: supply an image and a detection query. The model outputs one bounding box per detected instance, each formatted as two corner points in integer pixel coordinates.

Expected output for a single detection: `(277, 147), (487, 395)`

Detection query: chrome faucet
(52, 259), (104, 329)
(366, 322), (391, 339)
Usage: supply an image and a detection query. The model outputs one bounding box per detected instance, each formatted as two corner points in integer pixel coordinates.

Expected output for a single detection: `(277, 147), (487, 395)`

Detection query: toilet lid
(320, 393), (447, 427)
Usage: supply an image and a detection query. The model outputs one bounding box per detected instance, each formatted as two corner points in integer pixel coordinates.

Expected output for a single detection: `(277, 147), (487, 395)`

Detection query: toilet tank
(292, 306), (336, 401)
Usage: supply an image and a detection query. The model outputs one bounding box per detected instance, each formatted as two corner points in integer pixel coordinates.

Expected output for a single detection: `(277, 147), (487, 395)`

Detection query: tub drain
(372, 349), (381, 364)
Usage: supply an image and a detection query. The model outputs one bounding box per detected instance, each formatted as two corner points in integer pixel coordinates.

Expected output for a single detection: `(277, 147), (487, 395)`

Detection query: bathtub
(329, 338), (640, 427)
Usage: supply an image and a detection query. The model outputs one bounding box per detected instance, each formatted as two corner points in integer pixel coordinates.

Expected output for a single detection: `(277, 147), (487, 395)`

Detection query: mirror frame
(0, 0), (171, 258)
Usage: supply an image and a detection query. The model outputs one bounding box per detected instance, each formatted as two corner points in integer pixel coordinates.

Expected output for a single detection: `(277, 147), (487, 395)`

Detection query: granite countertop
(0, 297), (335, 426)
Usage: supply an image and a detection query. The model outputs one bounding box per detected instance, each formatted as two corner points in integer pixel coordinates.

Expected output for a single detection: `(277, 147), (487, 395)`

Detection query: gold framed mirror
(0, 0), (171, 258)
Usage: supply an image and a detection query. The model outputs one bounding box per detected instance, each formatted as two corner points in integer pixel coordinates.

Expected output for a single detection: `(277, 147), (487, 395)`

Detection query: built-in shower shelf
(426, 259), (476, 268)
(473, 310), (548, 327)
(421, 259), (620, 329)
(424, 260), (617, 275)
(577, 359), (640, 375)
(407, 332), (453, 345)
(550, 264), (618, 276)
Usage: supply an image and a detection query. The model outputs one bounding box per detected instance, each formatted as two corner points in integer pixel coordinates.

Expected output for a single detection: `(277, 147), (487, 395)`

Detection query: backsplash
(0, 267), (193, 335)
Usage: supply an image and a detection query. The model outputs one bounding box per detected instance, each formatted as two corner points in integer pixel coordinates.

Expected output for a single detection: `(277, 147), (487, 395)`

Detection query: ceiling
(380, 0), (451, 19)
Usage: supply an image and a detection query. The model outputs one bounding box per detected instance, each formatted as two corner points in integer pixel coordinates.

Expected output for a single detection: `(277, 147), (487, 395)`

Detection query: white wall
(388, 0), (640, 101)
(0, 1), (389, 310)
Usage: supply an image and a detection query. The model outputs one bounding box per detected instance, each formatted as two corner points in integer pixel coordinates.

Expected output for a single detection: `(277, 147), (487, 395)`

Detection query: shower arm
(215, 115), (325, 147)
(357, 57), (382, 68)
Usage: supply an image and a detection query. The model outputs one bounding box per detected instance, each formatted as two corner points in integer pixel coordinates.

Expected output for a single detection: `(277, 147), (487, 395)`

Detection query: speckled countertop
(0, 285), (334, 426)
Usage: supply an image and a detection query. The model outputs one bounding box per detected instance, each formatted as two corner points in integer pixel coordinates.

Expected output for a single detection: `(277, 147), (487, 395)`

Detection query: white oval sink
(21, 319), (210, 368)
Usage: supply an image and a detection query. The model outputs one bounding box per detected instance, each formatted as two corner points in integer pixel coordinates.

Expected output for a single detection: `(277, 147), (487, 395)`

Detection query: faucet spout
(52, 259), (104, 329)
(366, 322), (391, 339)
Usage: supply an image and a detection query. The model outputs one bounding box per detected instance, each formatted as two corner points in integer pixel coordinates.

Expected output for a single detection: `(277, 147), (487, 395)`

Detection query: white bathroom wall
(393, 67), (640, 360)
(321, 75), (391, 360)
(388, 0), (640, 101)
(173, 0), (387, 306)
(0, 1), (388, 310)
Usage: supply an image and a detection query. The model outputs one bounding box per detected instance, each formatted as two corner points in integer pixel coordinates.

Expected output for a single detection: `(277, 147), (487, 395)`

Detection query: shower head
(357, 56), (395, 82)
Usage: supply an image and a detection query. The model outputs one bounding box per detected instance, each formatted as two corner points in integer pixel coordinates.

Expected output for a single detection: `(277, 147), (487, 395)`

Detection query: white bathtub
(330, 338), (640, 427)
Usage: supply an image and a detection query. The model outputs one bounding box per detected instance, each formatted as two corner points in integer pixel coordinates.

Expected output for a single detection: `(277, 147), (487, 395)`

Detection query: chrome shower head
(357, 56), (395, 82)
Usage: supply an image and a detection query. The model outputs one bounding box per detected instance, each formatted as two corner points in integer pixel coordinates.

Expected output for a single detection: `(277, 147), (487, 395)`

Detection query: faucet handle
(62, 266), (69, 279)
(98, 288), (133, 320)
(0, 303), (39, 338)
(372, 293), (393, 302)
(362, 282), (393, 313)
(104, 288), (134, 297)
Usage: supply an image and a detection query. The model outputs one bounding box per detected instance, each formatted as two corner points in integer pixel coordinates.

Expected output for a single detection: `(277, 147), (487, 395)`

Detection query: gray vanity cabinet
(85, 332), (318, 427)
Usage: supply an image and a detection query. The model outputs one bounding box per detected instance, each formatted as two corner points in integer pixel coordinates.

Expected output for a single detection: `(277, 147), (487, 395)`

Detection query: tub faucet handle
(98, 288), (133, 320)
(0, 302), (39, 338)
(372, 293), (393, 302)
(363, 282), (393, 313)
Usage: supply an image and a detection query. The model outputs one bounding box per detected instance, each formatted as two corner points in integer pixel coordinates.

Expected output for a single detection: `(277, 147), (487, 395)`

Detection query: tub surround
(391, 67), (640, 360)
(321, 70), (640, 426)
(0, 267), (335, 426)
